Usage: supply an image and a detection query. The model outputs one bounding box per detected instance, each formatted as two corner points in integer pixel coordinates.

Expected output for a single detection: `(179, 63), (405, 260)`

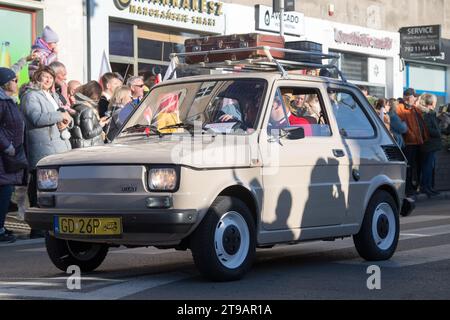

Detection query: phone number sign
(400, 25), (441, 58)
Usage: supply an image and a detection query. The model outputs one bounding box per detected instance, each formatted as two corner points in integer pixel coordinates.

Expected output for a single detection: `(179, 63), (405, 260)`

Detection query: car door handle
(333, 149), (345, 158)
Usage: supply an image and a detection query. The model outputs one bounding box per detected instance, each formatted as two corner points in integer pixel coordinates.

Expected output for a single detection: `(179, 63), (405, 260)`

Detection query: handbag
(2, 144), (28, 174)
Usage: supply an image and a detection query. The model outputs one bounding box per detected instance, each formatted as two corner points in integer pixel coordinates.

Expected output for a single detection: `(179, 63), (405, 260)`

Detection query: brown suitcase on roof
(185, 33), (285, 64)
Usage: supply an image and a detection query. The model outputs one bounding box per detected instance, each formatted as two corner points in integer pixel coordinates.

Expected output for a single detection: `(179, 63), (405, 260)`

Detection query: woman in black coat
(70, 81), (110, 149)
(0, 68), (26, 243)
(418, 94), (442, 197)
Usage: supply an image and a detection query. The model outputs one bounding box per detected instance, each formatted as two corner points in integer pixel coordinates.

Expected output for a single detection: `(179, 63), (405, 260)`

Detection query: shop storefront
(302, 17), (402, 99)
(0, 1), (40, 86)
(217, 4), (403, 100)
(88, 0), (225, 83)
(0, 0), (86, 83)
(403, 38), (450, 106)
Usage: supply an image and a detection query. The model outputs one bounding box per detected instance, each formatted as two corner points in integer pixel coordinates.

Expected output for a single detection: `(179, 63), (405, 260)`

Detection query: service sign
(255, 5), (305, 37)
(112, 0), (225, 34)
(400, 25), (441, 58)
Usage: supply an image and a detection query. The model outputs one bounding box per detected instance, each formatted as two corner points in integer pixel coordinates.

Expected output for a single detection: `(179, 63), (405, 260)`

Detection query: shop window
(138, 38), (163, 60)
(332, 51), (368, 82)
(0, 7), (34, 85)
(368, 86), (386, 99)
(109, 21), (134, 57)
(163, 42), (185, 61)
(111, 62), (134, 81)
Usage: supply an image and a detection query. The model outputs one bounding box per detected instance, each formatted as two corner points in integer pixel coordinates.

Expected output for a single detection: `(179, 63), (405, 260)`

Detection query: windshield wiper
(122, 124), (162, 137)
(158, 122), (195, 136)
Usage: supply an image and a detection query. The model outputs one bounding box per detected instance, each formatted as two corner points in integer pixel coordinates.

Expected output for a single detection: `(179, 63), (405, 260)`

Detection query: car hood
(37, 136), (255, 169)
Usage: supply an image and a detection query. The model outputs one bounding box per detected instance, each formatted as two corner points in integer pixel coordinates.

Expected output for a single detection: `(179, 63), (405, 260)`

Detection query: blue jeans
(420, 151), (436, 192)
(0, 185), (14, 229)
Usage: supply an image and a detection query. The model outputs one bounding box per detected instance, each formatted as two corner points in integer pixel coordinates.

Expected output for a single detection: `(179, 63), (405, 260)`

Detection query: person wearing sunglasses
(126, 76), (145, 106)
(0, 68), (27, 243)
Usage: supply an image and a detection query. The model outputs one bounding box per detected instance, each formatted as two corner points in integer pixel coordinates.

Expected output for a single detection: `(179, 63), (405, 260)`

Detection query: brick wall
(435, 148), (450, 191)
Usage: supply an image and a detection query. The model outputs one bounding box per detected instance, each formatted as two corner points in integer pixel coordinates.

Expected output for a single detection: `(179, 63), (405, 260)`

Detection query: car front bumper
(25, 208), (199, 245)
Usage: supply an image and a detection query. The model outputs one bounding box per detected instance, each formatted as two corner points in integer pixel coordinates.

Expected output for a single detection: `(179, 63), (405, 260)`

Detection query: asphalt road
(1, 199), (450, 300)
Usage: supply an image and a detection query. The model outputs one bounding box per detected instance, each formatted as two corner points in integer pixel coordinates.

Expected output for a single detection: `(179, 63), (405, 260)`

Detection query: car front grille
(382, 145), (406, 162)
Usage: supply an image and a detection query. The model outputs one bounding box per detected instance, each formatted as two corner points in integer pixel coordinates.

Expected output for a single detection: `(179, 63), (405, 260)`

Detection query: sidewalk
(5, 212), (32, 240)
(415, 190), (450, 202)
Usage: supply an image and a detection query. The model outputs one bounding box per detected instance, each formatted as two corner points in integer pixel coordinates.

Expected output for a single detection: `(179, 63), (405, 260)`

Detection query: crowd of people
(360, 85), (450, 201)
(2, 27), (450, 243)
(0, 26), (149, 243)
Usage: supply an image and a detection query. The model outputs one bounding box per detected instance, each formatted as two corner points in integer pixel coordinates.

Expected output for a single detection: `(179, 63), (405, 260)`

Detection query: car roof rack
(169, 46), (347, 82)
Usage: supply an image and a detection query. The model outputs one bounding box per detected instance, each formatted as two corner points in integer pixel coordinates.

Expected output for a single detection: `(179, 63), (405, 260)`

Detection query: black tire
(45, 233), (109, 272)
(353, 191), (399, 261)
(190, 196), (256, 282)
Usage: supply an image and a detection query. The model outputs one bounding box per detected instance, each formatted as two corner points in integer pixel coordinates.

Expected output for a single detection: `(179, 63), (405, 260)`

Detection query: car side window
(328, 89), (375, 139)
(274, 87), (332, 138)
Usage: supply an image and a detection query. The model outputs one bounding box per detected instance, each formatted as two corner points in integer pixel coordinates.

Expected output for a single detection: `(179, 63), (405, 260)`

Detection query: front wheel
(190, 196), (256, 282)
(353, 191), (399, 261)
(45, 233), (109, 272)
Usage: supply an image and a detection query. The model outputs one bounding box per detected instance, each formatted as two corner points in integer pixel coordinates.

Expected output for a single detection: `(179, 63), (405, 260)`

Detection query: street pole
(280, 0), (284, 37)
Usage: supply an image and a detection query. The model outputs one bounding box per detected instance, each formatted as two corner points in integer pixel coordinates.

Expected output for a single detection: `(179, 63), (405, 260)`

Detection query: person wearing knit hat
(28, 26), (59, 78)
(0, 67), (26, 243)
(0, 67), (16, 87)
(42, 26), (59, 44)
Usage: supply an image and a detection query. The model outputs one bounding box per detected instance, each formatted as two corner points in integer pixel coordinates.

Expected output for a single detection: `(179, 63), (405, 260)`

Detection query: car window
(268, 87), (332, 138)
(328, 89), (375, 139)
(119, 79), (267, 137)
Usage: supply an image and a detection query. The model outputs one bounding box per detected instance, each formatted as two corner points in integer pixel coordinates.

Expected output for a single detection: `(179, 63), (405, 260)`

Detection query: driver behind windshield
(216, 97), (243, 123)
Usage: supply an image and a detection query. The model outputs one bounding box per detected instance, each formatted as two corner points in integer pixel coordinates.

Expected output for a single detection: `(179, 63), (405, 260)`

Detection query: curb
(415, 191), (450, 202)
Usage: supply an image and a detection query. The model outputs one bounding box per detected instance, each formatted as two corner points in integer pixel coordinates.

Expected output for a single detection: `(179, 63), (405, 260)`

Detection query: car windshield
(118, 79), (267, 138)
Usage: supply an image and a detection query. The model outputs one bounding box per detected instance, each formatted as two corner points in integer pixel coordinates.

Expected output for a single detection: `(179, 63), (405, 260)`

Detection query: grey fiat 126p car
(25, 45), (413, 281)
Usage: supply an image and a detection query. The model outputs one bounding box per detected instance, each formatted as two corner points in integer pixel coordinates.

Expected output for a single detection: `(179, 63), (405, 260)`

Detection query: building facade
(0, 0), (85, 83)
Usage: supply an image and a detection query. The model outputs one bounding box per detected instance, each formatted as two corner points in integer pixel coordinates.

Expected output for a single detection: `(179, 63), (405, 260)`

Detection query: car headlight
(37, 168), (59, 191)
(147, 168), (178, 192)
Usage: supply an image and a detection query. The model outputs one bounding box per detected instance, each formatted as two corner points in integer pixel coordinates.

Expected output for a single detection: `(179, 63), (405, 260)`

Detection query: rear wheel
(353, 191), (399, 261)
(190, 196), (256, 282)
(45, 233), (109, 272)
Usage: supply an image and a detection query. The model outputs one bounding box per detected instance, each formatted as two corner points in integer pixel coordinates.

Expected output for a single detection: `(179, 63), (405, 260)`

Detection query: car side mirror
(282, 127), (305, 140)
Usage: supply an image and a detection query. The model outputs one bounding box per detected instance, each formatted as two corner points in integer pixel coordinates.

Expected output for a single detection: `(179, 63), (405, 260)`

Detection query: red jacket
(289, 114), (313, 137)
(396, 103), (428, 146)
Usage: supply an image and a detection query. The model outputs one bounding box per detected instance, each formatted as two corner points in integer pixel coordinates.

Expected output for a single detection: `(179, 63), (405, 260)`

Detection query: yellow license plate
(55, 217), (122, 236)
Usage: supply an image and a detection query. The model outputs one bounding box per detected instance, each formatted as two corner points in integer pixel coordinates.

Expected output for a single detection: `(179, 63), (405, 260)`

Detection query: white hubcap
(372, 202), (396, 250)
(214, 211), (250, 269)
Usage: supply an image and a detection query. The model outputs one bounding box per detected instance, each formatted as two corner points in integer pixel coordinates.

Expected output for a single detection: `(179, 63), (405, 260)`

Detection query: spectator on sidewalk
(388, 98), (408, 149)
(127, 76), (145, 106)
(418, 93), (442, 198)
(67, 80), (81, 107)
(375, 98), (391, 130)
(20, 67), (72, 238)
(98, 72), (123, 118)
(0, 68), (27, 243)
(359, 85), (377, 107)
(105, 86), (132, 143)
(70, 81), (110, 149)
(49, 61), (75, 115)
(10, 51), (39, 77)
(397, 88), (429, 198)
(28, 26), (60, 78)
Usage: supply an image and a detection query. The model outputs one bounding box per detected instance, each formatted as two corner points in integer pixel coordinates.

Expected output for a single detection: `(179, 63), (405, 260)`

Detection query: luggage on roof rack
(285, 41), (323, 64)
(184, 33), (285, 64)
(168, 44), (346, 82)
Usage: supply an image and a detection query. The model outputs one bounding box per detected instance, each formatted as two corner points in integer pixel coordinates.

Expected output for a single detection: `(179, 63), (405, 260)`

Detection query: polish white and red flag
(157, 93), (179, 114)
(98, 50), (112, 88)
